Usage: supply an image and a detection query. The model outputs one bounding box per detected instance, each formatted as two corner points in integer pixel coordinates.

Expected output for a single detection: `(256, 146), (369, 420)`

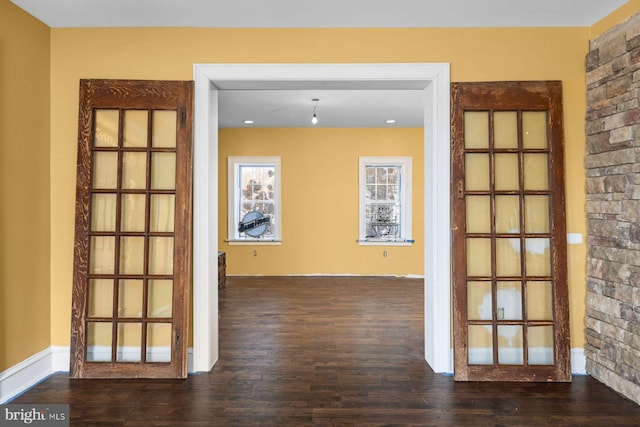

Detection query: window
(359, 157), (412, 245)
(228, 156), (281, 243)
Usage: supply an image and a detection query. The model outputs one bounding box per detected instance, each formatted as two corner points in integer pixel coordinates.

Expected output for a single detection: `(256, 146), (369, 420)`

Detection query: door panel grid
(71, 80), (193, 379)
(452, 81), (570, 382)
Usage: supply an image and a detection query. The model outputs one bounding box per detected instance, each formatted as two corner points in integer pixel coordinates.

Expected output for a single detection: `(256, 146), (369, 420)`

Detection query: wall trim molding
(572, 347), (586, 375)
(0, 347), (195, 404)
(0, 348), (52, 404)
(193, 62), (451, 373)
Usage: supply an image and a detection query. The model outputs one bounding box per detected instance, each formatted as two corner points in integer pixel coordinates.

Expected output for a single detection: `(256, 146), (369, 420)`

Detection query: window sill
(357, 239), (414, 247)
(226, 239), (282, 246)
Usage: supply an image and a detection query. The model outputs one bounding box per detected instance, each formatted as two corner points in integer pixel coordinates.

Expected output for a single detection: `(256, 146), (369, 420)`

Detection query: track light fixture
(311, 98), (319, 125)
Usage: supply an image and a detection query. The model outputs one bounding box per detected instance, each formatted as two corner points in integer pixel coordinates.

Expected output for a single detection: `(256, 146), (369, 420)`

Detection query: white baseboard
(572, 347), (586, 375)
(0, 348), (52, 404)
(1, 346), (195, 404)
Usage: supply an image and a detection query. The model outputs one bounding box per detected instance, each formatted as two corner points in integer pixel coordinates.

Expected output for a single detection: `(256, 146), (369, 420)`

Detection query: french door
(70, 80), (193, 378)
(452, 81), (571, 382)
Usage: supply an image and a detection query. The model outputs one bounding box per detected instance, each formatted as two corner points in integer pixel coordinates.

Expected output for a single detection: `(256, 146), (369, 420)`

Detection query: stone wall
(585, 12), (640, 405)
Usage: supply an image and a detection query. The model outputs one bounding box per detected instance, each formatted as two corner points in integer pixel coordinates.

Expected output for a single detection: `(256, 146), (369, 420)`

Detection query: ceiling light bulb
(311, 98), (319, 125)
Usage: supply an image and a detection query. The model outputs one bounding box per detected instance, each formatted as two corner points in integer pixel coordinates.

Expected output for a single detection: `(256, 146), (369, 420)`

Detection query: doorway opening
(192, 63), (451, 373)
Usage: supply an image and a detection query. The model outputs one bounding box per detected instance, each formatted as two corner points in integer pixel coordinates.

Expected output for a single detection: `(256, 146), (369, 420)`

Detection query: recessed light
(243, 120), (254, 124)
(385, 119), (397, 124)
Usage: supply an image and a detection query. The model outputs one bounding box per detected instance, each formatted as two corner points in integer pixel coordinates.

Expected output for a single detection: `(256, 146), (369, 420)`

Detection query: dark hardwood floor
(11, 276), (640, 426)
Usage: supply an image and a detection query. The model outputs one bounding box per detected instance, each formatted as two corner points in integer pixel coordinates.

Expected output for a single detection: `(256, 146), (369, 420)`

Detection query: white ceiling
(11, 0), (627, 129)
(10, 0), (628, 28)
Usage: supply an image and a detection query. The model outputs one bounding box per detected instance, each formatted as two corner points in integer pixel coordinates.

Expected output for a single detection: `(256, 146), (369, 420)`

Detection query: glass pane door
(452, 81), (570, 382)
(71, 80), (193, 379)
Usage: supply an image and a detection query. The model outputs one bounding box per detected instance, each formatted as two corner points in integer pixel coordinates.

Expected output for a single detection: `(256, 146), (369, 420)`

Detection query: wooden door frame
(191, 63), (452, 373)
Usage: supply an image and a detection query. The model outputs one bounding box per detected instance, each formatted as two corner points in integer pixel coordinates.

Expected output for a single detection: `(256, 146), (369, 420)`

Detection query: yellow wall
(0, 0), (51, 371)
(48, 26), (589, 349)
(591, 0), (640, 38)
(218, 128), (424, 276)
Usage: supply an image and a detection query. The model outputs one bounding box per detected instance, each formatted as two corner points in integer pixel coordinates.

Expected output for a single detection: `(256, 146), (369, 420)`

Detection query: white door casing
(192, 63), (451, 373)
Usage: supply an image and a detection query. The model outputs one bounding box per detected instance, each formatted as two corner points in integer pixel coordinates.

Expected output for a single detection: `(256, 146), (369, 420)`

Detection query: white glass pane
(464, 111), (489, 149)
(90, 236), (115, 275)
(496, 281), (522, 320)
(528, 326), (554, 365)
(525, 238), (551, 276)
(91, 193), (117, 232)
(120, 236), (145, 275)
(148, 280), (173, 318)
(149, 237), (174, 275)
(467, 238), (492, 277)
(116, 323), (142, 362)
(150, 194), (175, 232)
(498, 325), (523, 365)
(121, 194), (146, 232)
(92, 152), (118, 189)
(123, 110), (148, 148)
(523, 112), (548, 149)
(467, 281), (492, 321)
(468, 325), (493, 365)
(152, 110), (177, 148)
(496, 238), (521, 277)
(151, 153), (176, 190)
(94, 110), (119, 148)
(88, 279), (113, 318)
(146, 323), (172, 362)
(87, 322), (112, 362)
(118, 279), (143, 318)
(494, 112), (518, 149)
(122, 152), (147, 190)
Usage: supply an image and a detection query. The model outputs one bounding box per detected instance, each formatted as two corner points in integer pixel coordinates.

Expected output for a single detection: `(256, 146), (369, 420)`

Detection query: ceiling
(11, 0), (627, 129)
(10, 0), (627, 28)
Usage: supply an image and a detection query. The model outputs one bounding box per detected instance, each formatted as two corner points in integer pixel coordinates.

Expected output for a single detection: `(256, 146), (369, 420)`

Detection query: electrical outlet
(383, 250), (388, 257)
(253, 250), (257, 257)
(497, 307), (504, 320)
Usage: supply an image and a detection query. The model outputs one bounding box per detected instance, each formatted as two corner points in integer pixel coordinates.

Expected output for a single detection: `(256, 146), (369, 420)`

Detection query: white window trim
(358, 156), (413, 246)
(227, 156), (282, 244)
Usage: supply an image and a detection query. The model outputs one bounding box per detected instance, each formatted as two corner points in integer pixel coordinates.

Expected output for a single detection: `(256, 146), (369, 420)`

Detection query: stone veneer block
(585, 11), (640, 406)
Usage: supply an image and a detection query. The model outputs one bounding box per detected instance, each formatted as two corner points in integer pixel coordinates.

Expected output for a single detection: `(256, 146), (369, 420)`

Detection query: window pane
(123, 110), (148, 148)
(94, 110), (119, 148)
(468, 325), (493, 364)
(91, 193), (117, 232)
(528, 326), (554, 365)
(118, 279), (143, 318)
(151, 152), (176, 190)
(88, 279), (114, 318)
(116, 323), (142, 362)
(121, 194), (146, 232)
(464, 111), (489, 149)
(152, 110), (177, 148)
(122, 152), (147, 190)
(87, 322), (112, 362)
(92, 152), (118, 189)
(467, 281), (492, 320)
(523, 112), (548, 149)
(494, 112), (518, 149)
(147, 323), (172, 362)
(498, 325), (523, 365)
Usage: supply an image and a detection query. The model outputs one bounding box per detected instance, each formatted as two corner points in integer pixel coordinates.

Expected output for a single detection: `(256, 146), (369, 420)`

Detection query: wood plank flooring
(11, 276), (640, 426)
